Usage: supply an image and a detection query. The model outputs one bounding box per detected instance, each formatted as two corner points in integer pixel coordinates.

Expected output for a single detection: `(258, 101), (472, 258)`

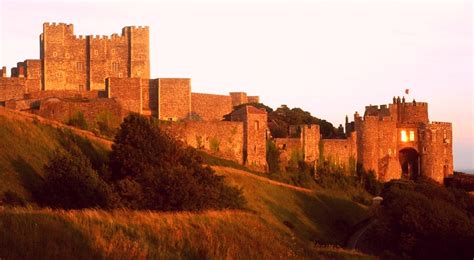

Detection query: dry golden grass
(0, 207), (371, 260)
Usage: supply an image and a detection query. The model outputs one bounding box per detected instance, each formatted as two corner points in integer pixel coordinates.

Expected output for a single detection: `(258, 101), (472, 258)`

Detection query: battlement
(429, 121), (452, 126)
(43, 22), (74, 34)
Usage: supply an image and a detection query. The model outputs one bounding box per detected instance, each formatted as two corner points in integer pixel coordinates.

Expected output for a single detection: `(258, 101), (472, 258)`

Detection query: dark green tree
(37, 144), (113, 209)
(109, 114), (246, 211)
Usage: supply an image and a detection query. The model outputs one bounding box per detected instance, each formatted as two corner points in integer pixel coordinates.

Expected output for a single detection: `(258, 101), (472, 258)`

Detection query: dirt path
(0, 107), (113, 149)
(212, 166), (314, 194)
(347, 218), (377, 249)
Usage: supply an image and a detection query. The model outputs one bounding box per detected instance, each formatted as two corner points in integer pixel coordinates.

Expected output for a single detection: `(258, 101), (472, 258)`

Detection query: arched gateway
(399, 148), (419, 179)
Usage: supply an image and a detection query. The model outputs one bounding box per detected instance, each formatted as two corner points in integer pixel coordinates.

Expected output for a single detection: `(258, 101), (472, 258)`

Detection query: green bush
(368, 179), (474, 259)
(109, 114), (246, 211)
(67, 111), (88, 130)
(36, 144), (114, 209)
(96, 111), (120, 138)
(2, 190), (27, 207)
(266, 140), (280, 173)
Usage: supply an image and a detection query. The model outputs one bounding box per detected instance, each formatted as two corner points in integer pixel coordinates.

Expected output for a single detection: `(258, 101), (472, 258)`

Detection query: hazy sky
(1, 0), (472, 170)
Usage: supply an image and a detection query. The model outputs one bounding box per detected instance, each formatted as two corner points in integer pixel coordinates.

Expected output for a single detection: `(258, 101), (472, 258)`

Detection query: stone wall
(230, 92), (248, 107)
(164, 121), (244, 163)
(274, 138), (303, 169)
(231, 106), (268, 171)
(301, 124), (320, 163)
(0, 78), (29, 101)
(141, 79), (157, 116)
(397, 102), (429, 124)
(106, 77), (142, 113)
(35, 97), (124, 125)
(248, 96), (259, 103)
(321, 132), (357, 171)
(157, 78), (191, 121)
(191, 93), (232, 121)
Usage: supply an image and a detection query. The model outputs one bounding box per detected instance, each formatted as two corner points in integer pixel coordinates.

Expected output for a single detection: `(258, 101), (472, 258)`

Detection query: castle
(0, 23), (453, 182)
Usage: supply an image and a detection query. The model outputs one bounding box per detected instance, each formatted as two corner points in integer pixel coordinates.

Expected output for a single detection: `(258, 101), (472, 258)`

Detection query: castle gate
(399, 148), (419, 179)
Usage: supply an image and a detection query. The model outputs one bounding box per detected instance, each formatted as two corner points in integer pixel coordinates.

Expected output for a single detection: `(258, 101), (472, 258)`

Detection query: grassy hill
(0, 108), (372, 259)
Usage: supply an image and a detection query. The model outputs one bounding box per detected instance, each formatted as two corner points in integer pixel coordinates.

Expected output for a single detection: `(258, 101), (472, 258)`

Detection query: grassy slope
(0, 108), (371, 259)
(0, 108), (109, 201)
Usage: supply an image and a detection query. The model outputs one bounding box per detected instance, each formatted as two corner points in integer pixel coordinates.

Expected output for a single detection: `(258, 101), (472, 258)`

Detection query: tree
(37, 144), (113, 209)
(369, 179), (474, 259)
(109, 114), (246, 211)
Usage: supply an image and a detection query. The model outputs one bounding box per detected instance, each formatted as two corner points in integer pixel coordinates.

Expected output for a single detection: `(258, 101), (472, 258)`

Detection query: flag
(405, 89), (409, 95)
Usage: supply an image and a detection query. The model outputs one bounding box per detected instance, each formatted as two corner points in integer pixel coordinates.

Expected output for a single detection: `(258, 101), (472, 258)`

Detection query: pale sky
(1, 0), (473, 170)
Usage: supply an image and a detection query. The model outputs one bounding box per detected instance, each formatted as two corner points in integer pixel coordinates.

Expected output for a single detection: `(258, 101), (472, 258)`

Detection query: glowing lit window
(401, 130), (408, 142)
(409, 131), (415, 141)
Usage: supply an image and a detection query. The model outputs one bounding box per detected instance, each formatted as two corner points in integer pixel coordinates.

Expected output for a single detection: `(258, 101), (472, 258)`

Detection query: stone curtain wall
(106, 77), (142, 113)
(275, 138), (303, 169)
(157, 78), (191, 121)
(320, 132), (357, 171)
(247, 96), (259, 103)
(141, 79), (158, 116)
(35, 98), (124, 124)
(191, 93), (232, 121)
(164, 121), (244, 164)
(0, 78), (29, 101)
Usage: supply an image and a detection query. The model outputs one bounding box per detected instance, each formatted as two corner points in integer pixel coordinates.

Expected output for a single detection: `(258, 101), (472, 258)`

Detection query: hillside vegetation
(0, 108), (371, 259)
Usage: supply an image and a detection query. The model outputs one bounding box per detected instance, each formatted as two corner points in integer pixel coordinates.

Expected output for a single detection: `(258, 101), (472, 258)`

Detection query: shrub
(2, 191), (27, 207)
(96, 111), (120, 138)
(266, 140), (280, 173)
(368, 179), (474, 259)
(109, 114), (246, 211)
(67, 111), (88, 130)
(36, 144), (114, 209)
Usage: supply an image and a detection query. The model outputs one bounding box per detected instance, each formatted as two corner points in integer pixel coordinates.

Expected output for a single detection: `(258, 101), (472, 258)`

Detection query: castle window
(52, 52), (57, 57)
(118, 72), (123, 78)
(94, 50), (98, 55)
(401, 130), (408, 142)
(254, 120), (259, 130)
(423, 147), (427, 153)
(409, 130), (415, 141)
(76, 62), (84, 71)
(111, 49), (115, 54)
(112, 62), (119, 73)
(65, 53), (70, 58)
(443, 130), (447, 139)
